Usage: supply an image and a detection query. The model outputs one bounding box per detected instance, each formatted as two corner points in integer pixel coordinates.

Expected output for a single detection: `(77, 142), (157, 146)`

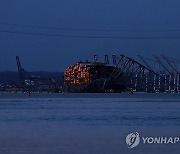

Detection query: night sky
(0, 0), (180, 72)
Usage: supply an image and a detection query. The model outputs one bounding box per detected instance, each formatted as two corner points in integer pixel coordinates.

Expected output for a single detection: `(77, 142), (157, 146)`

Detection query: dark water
(0, 93), (179, 154)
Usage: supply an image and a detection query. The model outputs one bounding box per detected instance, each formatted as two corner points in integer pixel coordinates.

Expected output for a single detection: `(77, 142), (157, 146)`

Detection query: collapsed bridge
(64, 54), (180, 93)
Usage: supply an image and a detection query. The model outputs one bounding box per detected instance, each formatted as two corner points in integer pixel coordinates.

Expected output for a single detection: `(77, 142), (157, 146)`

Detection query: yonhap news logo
(126, 132), (180, 149)
(126, 132), (140, 148)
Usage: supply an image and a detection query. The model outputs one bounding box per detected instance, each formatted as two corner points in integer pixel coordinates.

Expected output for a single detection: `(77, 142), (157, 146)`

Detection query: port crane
(15, 56), (62, 93)
(16, 56), (26, 81)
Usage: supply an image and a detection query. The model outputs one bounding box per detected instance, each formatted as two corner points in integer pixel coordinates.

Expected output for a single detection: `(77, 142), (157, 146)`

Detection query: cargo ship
(64, 59), (125, 93)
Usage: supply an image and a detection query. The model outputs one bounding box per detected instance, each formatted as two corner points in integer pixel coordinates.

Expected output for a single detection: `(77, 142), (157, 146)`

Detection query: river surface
(0, 93), (179, 154)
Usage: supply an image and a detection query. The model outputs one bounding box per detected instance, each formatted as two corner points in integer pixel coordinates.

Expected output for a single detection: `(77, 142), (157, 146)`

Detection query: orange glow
(64, 64), (91, 85)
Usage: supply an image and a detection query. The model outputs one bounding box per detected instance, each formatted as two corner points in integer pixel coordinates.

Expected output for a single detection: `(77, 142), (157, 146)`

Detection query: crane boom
(16, 56), (25, 81)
